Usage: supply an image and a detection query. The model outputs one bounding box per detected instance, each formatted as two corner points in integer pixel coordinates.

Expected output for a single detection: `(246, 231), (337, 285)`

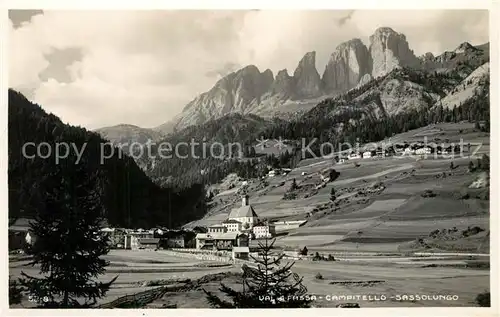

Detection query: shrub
(462, 226), (485, 237)
(468, 161), (475, 172)
(330, 188), (336, 201)
(475, 189), (489, 200)
(283, 192), (298, 200)
(429, 229), (440, 238)
(315, 273), (323, 280)
(459, 189), (470, 200)
(481, 154), (490, 171)
(475, 291), (490, 307)
(329, 169), (340, 182)
(312, 252), (323, 261)
(9, 277), (23, 305)
(299, 246), (308, 256)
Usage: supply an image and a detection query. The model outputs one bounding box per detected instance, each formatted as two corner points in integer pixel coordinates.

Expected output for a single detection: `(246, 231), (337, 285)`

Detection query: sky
(8, 10), (489, 130)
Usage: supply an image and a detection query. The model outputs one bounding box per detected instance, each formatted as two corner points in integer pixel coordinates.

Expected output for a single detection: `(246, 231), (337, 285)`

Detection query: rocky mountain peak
(166, 26), (487, 132)
(236, 64), (260, 76)
(420, 52), (435, 60)
(293, 51), (322, 98)
(270, 69), (294, 96)
(372, 26), (400, 37)
(369, 26), (419, 78)
(262, 68), (274, 79)
(276, 69), (291, 80)
(322, 38), (372, 92)
(455, 42), (476, 54)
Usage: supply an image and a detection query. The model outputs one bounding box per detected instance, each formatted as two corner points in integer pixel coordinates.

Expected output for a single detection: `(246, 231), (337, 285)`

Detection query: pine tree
(19, 155), (117, 308)
(481, 154), (490, 171)
(300, 246), (308, 256)
(203, 238), (311, 308)
(249, 146), (256, 158)
(9, 276), (23, 306)
(468, 161), (475, 173)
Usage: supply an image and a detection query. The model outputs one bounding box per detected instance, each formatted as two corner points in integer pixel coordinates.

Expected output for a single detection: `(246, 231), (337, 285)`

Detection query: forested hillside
(8, 89), (207, 228)
(142, 61), (490, 190)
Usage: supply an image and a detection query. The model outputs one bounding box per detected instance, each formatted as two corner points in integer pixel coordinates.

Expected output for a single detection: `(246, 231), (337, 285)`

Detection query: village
(8, 136), (471, 264)
(8, 193), (300, 263)
(8, 122), (491, 308)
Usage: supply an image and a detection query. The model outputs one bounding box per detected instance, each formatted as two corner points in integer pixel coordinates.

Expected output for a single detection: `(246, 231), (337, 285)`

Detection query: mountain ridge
(159, 26), (488, 132)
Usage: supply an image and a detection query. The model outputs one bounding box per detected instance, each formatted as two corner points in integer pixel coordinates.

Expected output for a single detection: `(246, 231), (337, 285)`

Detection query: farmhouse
(222, 219), (243, 232)
(404, 147), (415, 155)
(124, 234), (140, 250)
(232, 246), (250, 260)
(273, 220), (308, 232)
(128, 230), (155, 239)
(227, 195), (260, 229)
(253, 222), (276, 239)
(8, 218), (37, 250)
(100, 227), (131, 248)
(195, 232), (249, 250)
(158, 230), (194, 248)
(415, 147), (432, 155)
(138, 238), (160, 249)
(208, 224), (227, 234)
(163, 236), (186, 248)
(349, 152), (361, 159)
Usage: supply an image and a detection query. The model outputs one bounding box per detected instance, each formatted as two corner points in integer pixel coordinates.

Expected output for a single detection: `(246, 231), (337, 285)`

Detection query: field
(9, 123), (490, 308)
(139, 252), (490, 308)
(9, 249), (236, 308)
(188, 123), (490, 253)
(175, 123), (490, 307)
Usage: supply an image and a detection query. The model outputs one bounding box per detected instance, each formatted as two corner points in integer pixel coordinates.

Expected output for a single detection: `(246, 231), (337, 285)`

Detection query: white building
(227, 195), (260, 229)
(124, 235), (139, 250)
(232, 246), (250, 260)
(349, 153), (361, 159)
(362, 151), (372, 159)
(404, 148), (415, 155)
(253, 222), (276, 239)
(25, 232), (36, 245)
(207, 225), (227, 234)
(195, 232), (248, 250)
(415, 147), (432, 155)
(222, 219), (243, 232)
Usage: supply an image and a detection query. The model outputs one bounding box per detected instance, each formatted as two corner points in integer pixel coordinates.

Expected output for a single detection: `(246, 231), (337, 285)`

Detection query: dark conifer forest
(8, 89), (207, 228)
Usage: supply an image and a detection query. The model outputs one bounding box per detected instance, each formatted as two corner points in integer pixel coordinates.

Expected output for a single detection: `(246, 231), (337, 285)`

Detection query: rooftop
(138, 238), (160, 244)
(222, 219), (242, 224)
(228, 205), (259, 219)
(254, 222), (275, 227)
(9, 218), (35, 232)
(233, 246), (250, 253)
(196, 232), (240, 240)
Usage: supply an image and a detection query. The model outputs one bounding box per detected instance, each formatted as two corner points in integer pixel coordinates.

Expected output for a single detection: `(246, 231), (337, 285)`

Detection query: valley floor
(9, 123), (491, 309)
(9, 249), (489, 308)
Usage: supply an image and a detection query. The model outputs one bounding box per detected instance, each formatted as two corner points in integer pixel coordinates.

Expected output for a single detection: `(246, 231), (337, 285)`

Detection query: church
(227, 195), (260, 229)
